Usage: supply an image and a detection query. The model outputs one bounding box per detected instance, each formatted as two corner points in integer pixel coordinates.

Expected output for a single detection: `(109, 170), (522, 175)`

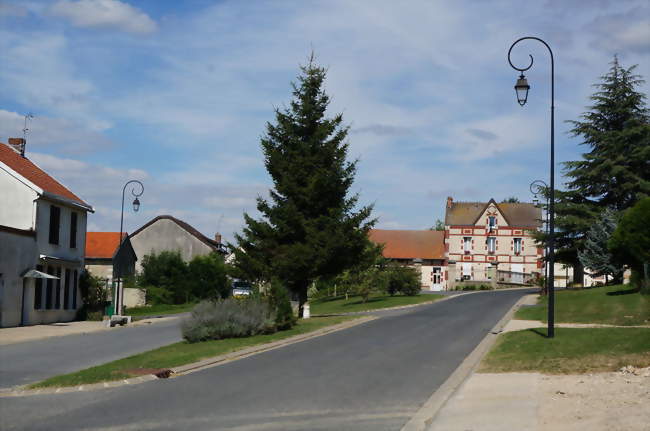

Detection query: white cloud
(0, 110), (113, 154)
(50, 0), (157, 34)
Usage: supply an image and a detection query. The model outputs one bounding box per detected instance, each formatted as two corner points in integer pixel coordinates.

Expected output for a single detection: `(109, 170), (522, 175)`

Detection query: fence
(496, 270), (536, 285)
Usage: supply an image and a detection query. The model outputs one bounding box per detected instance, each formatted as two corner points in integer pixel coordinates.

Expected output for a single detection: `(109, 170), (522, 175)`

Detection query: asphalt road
(0, 289), (530, 431)
(0, 316), (185, 388)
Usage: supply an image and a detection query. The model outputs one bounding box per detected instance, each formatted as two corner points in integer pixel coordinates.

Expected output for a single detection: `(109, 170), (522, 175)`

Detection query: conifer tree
(578, 208), (621, 282)
(232, 56), (375, 315)
(543, 57), (650, 272)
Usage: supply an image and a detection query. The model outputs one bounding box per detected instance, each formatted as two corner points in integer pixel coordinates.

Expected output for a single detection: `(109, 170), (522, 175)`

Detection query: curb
(0, 315), (376, 398)
(400, 293), (533, 431)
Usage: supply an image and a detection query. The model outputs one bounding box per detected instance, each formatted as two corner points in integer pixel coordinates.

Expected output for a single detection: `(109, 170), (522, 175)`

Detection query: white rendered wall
(0, 167), (38, 230)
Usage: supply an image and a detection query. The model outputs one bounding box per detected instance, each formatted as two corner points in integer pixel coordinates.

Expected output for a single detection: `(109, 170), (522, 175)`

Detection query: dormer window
(488, 216), (497, 232)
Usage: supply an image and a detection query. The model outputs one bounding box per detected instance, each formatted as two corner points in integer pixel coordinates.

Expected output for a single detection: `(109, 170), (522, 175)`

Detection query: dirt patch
(119, 368), (172, 378)
(538, 366), (650, 431)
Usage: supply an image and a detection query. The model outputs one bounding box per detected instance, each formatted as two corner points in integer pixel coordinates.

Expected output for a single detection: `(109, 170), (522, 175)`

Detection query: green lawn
(480, 327), (650, 374)
(515, 285), (650, 326)
(310, 293), (443, 315)
(31, 315), (359, 388)
(126, 303), (197, 319)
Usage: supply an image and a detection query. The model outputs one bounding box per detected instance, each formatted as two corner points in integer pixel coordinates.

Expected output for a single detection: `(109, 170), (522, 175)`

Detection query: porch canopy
(21, 269), (60, 279)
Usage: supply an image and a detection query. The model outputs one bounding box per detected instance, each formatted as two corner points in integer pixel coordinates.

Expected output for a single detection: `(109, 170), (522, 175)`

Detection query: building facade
(444, 197), (543, 285)
(369, 229), (446, 291)
(0, 140), (93, 327)
(369, 197), (543, 292)
(129, 215), (224, 272)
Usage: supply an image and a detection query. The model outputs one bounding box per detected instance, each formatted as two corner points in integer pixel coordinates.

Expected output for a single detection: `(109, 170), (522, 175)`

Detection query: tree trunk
(297, 283), (309, 318)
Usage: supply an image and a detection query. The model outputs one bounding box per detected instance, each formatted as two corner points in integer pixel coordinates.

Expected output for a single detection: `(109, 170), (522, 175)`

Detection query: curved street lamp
(509, 36), (556, 338)
(530, 179), (549, 292)
(116, 180), (144, 316)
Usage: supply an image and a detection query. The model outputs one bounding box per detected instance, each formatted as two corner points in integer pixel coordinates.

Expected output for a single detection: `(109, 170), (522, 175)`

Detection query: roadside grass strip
(30, 316), (359, 389)
(311, 293), (443, 315)
(127, 303), (197, 319)
(480, 327), (650, 374)
(515, 285), (650, 326)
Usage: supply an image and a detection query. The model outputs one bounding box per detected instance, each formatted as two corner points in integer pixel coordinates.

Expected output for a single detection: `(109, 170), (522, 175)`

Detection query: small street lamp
(530, 179), (549, 293)
(508, 36), (557, 338)
(116, 180), (144, 316)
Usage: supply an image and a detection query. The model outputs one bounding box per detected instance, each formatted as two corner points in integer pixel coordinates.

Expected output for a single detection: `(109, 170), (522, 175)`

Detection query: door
(431, 267), (443, 291)
(511, 263), (524, 284)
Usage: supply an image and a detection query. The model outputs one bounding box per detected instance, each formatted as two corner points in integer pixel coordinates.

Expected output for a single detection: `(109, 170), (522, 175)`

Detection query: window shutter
(70, 212), (78, 248)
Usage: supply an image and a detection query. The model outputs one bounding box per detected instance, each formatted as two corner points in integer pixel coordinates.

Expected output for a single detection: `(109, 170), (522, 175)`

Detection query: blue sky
(1, 0), (648, 242)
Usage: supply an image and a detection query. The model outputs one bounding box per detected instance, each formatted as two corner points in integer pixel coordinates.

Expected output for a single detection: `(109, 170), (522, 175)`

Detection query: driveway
(0, 289), (531, 431)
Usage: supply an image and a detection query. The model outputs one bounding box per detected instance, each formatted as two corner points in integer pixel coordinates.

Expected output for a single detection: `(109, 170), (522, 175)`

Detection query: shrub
(139, 251), (190, 304)
(268, 279), (297, 330)
(181, 298), (275, 343)
(188, 253), (230, 300)
(385, 265), (420, 296)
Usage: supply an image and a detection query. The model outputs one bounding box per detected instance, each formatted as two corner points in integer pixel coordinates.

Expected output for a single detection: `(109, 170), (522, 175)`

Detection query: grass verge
(310, 293), (443, 315)
(126, 303), (197, 319)
(30, 315), (359, 389)
(480, 327), (650, 374)
(515, 285), (650, 326)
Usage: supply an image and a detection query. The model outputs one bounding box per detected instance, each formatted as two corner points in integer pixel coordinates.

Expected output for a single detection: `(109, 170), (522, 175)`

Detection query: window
(463, 237), (472, 254)
(488, 216), (497, 232)
(487, 237), (496, 253)
(72, 270), (78, 309)
(70, 212), (78, 248)
(64, 269), (71, 309)
(34, 265), (43, 309)
(514, 238), (522, 255)
(55, 267), (61, 309)
(48, 205), (61, 245)
(45, 266), (54, 309)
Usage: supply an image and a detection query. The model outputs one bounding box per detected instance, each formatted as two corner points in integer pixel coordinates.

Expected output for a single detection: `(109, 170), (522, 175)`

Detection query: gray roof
(445, 199), (542, 228)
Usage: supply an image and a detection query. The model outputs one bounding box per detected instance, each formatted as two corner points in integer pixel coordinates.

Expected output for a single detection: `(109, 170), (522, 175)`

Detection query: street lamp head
(132, 197), (141, 212)
(533, 195), (540, 207)
(514, 73), (530, 106)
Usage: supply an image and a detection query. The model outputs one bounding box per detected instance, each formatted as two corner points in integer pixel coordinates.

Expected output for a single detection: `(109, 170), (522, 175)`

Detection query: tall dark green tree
(544, 57), (650, 272)
(577, 208), (621, 282)
(232, 56), (375, 315)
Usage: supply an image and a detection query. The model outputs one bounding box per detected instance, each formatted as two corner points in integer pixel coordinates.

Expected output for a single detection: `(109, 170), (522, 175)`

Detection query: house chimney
(8, 138), (26, 157)
(446, 196), (453, 209)
(214, 233), (222, 244)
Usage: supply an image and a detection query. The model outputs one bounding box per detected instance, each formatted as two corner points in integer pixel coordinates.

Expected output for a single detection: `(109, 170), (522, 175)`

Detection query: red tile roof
(369, 229), (445, 260)
(85, 232), (126, 259)
(0, 142), (91, 208)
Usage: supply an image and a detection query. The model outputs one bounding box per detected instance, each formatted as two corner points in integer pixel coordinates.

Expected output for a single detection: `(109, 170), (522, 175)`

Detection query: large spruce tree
(548, 57), (650, 272)
(232, 57), (374, 315)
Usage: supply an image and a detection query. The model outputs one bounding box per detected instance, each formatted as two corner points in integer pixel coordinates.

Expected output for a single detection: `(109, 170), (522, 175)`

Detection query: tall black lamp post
(508, 36), (556, 338)
(116, 180), (144, 316)
(530, 179), (549, 291)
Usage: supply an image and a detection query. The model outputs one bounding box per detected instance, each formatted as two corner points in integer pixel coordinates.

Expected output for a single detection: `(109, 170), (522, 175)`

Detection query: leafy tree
(267, 279), (297, 329)
(138, 250), (190, 304)
(232, 56), (375, 316)
(609, 197), (650, 293)
(540, 58), (650, 274)
(187, 253), (229, 300)
(430, 219), (445, 231)
(78, 270), (108, 319)
(385, 264), (421, 296)
(501, 197), (520, 203)
(578, 208), (621, 283)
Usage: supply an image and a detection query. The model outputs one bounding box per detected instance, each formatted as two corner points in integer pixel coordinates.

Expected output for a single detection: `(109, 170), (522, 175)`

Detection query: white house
(0, 139), (93, 327)
(129, 215), (224, 272)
